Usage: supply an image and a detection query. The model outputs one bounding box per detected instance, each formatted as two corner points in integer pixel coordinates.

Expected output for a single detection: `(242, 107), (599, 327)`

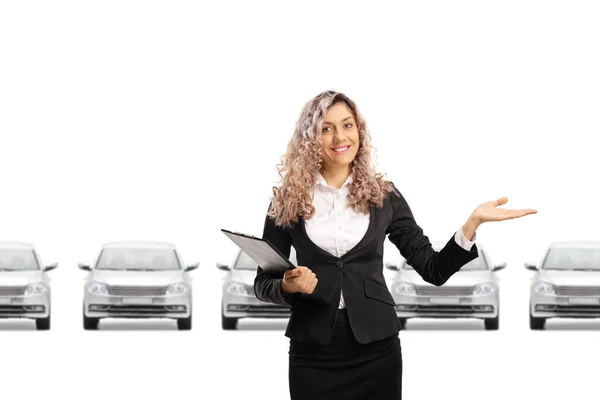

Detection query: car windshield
(542, 247), (600, 270)
(234, 249), (297, 270)
(0, 249), (39, 271)
(96, 248), (181, 271)
(403, 250), (489, 271)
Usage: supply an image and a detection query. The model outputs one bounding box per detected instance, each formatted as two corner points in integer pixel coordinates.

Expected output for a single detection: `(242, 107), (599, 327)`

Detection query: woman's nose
(332, 127), (345, 141)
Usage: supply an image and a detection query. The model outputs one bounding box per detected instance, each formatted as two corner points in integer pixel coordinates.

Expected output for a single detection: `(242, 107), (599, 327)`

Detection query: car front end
(84, 279), (192, 320)
(0, 280), (50, 320)
(394, 279), (498, 320)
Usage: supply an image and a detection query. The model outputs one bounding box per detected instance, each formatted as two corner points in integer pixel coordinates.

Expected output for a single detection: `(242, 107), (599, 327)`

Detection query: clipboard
(221, 228), (296, 273)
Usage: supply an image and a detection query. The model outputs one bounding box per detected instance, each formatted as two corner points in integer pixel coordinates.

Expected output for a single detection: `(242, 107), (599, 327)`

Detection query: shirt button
(336, 261), (344, 269)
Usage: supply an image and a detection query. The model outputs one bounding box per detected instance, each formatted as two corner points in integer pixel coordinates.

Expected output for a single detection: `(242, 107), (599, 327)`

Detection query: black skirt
(288, 309), (402, 400)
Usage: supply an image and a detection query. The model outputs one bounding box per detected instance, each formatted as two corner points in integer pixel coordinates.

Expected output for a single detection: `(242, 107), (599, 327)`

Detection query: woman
(253, 90), (537, 399)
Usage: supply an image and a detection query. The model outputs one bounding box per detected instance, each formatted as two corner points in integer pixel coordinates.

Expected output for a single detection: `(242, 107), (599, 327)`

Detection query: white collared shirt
(304, 172), (476, 309)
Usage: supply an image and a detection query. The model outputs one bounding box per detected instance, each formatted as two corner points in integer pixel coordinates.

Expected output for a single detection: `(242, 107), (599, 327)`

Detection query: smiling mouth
(331, 145), (351, 154)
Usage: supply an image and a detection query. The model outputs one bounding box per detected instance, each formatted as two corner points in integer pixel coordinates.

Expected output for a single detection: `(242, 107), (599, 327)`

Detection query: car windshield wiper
(572, 268), (599, 271)
(124, 268), (157, 271)
(0, 268), (18, 271)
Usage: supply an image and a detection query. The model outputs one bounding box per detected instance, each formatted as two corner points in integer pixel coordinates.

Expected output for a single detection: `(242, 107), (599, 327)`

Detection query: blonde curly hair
(268, 90), (394, 229)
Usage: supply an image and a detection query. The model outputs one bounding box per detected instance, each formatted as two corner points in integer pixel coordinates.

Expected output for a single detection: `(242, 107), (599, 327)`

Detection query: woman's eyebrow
(323, 116), (354, 125)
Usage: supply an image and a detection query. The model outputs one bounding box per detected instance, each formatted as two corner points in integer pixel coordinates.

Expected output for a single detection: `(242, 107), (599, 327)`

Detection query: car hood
(91, 270), (184, 286)
(399, 270), (492, 286)
(0, 271), (43, 286)
(227, 270), (256, 286)
(537, 270), (600, 286)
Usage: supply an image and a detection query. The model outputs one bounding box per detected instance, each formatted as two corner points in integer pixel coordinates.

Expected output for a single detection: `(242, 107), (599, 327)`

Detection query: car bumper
(84, 293), (192, 318)
(394, 294), (498, 318)
(222, 293), (291, 318)
(0, 293), (50, 318)
(530, 292), (600, 318)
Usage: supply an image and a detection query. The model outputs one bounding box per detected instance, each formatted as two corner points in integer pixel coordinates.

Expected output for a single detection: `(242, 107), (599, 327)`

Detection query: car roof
(101, 241), (176, 249)
(0, 241), (35, 250)
(548, 241), (600, 249)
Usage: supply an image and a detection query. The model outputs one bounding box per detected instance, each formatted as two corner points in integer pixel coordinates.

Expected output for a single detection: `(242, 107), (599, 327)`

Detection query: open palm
(472, 197), (537, 224)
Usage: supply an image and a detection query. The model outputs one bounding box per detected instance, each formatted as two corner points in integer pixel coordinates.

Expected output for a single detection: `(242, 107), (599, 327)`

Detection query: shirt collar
(316, 171), (353, 189)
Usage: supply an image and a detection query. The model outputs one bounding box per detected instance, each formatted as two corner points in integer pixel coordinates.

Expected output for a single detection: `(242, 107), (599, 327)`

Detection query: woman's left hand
(471, 197), (537, 225)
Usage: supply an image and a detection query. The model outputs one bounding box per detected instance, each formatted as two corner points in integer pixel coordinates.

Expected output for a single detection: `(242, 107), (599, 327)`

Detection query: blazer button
(336, 261), (344, 269)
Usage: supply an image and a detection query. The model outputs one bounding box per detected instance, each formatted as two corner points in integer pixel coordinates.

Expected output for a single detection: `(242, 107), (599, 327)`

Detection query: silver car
(0, 241), (57, 330)
(526, 240), (600, 330)
(79, 241), (198, 330)
(386, 242), (505, 330)
(218, 247), (297, 330)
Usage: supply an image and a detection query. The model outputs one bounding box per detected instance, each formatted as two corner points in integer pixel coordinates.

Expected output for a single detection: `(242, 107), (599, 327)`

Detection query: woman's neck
(320, 166), (351, 189)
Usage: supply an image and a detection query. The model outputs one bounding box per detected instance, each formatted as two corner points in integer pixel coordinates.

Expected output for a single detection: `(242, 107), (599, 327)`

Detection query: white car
(79, 241), (198, 330)
(0, 241), (57, 330)
(386, 242), (505, 330)
(527, 241), (600, 330)
(218, 248), (297, 330)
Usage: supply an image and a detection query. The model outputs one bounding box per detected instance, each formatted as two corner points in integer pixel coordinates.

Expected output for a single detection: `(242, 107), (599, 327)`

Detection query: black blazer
(254, 182), (479, 346)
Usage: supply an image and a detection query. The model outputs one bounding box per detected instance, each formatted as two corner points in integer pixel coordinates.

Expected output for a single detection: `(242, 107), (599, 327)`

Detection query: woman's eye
(322, 126), (331, 133)
(345, 123), (353, 128)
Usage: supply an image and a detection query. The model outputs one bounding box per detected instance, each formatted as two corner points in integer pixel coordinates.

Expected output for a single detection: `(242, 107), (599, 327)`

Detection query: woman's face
(320, 101), (360, 172)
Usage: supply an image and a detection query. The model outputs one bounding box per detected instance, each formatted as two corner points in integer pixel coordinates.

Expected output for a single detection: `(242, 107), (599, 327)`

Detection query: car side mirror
(44, 262), (58, 271)
(524, 261), (538, 271)
(492, 262), (506, 272)
(216, 261), (230, 271)
(78, 262), (91, 271)
(384, 261), (399, 271)
(185, 262), (199, 271)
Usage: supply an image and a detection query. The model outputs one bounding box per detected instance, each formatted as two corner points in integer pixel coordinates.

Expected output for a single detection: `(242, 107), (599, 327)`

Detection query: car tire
(484, 315), (499, 330)
(36, 314), (51, 330)
(177, 315), (192, 330)
(222, 313), (238, 330)
(398, 317), (407, 330)
(83, 307), (99, 330)
(529, 313), (545, 330)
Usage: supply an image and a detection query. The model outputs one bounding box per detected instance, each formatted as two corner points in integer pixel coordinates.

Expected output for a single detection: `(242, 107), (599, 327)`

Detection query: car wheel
(484, 315), (499, 330)
(177, 315), (192, 330)
(36, 314), (51, 330)
(529, 313), (545, 330)
(83, 306), (99, 330)
(222, 313), (238, 330)
(398, 317), (407, 330)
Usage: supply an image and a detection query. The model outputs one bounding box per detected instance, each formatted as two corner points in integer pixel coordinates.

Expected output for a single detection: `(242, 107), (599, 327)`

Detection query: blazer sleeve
(253, 203), (303, 307)
(385, 182), (479, 286)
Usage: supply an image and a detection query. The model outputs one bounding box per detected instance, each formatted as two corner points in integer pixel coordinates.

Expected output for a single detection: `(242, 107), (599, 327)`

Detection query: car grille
(0, 286), (26, 296)
(551, 305), (600, 314)
(554, 286), (600, 296)
(227, 304), (290, 314)
(415, 286), (473, 296)
(0, 305), (46, 313)
(107, 285), (167, 296)
(405, 305), (494, 313)
(89, 304), (187, 313)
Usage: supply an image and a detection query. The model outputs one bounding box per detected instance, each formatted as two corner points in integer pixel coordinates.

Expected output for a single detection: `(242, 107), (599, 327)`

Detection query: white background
(1, 1), (599, 399)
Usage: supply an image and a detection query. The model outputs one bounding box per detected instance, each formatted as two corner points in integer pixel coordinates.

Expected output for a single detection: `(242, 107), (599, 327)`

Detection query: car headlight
(226, 281), (250, 296)
(25, 282), (48, 295)
(395, 282), (415, 295)
(166, 282), (189, 295)
(88, 282), (108, 295)
(534, 281), (555, 295)
(473, 282), (496, 295)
